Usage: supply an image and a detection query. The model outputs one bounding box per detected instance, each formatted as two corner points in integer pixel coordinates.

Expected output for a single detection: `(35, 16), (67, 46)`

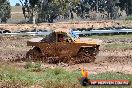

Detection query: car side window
(41, 32), (56, 42)
(57, 33), (72, 42)
(58, 34), (65, 42)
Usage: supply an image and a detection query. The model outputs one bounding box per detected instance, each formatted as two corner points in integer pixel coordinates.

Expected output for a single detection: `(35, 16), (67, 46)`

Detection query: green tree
(0, 0), (11, 23)
(15, 3), (21, 6)
(19, 0), (132, 23)
(119, 0), (132, 16)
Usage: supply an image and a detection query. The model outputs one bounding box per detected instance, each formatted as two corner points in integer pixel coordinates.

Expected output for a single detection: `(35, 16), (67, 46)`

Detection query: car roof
(54, 28), (69, 33)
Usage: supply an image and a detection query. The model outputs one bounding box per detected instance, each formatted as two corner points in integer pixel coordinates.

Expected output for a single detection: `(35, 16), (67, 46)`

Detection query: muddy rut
(0, 36), (132, 63)
(0, 36), (132, 74)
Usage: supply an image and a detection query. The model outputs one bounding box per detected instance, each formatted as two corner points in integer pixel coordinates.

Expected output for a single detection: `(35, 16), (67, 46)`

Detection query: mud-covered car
(26, 28), (101, 64)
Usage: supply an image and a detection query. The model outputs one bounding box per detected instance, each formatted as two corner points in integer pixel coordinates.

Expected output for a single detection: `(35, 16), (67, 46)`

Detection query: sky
(9, 0), (20, 6)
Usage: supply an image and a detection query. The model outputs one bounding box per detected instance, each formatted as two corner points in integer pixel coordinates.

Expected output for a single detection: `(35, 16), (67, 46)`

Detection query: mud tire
(26, 47), (43, 62)
(73, 51), (96, 64)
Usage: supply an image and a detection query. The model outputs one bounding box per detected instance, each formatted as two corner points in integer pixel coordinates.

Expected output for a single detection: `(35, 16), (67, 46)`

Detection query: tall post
(33, 5), (38, 24)
(96, 0), (99, 20)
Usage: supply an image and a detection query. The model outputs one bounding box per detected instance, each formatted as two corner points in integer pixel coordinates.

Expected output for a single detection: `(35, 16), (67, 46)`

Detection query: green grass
(0, 63), (132, 88)
(125, 16), (132, 20)
(85, 34), (132, 39)
(82, 34), (132, 49)
(0, 63), (81, 87)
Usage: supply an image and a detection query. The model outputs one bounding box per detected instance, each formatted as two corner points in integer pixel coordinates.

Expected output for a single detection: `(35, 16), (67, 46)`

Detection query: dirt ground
(0, 20), (132, 32)
(0, 35), (132, 75)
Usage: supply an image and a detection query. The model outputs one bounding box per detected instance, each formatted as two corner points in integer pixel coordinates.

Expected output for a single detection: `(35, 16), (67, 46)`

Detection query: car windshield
(69, 31), (79, 39)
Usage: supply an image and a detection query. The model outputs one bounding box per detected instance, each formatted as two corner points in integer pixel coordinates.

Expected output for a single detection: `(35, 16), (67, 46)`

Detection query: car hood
(74, 38), (102, 45)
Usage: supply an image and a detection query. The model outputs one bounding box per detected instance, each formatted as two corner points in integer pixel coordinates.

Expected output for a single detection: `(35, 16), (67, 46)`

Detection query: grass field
(11, 6), (22, 12)
(0, 62), (132, 88)
(86, 34), (132, 39)
(9, 6), (24, 23)
(83, 34), (132, 49)
(0, 34), (132, 88)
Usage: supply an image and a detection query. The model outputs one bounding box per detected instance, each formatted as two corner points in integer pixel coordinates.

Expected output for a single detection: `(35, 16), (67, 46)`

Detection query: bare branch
(19, 0), (24, 6)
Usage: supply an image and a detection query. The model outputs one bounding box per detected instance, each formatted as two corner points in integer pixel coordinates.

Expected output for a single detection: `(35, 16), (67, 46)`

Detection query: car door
(40, 32), (57, 57)
(55, 33), (78, 58)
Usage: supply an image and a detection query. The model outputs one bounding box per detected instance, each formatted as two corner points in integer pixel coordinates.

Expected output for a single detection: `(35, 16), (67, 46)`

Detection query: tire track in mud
(1, 36), (132, 74)
(102, 38), (132, 43)
(96, 48), (132, 64)
(66, 48), (132, 74)
(0, 36), (30, 62)
(0, 36), (132, 64)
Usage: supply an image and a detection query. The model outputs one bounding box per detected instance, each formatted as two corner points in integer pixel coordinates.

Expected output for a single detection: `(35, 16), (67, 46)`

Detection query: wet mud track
(0, 36), (132, 74)
(0, 36), (30, 61)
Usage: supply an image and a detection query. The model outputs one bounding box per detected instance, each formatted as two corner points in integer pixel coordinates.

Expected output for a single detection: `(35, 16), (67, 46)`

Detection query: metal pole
(96, 0), (99, 20)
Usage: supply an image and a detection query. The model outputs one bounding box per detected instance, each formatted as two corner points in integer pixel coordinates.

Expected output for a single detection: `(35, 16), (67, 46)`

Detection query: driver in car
(58, 35), (64, 42)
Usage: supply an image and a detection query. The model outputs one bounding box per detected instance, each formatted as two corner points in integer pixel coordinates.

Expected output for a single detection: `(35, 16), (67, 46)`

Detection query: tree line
(0, 0), (11, 23)
(0, 0), (132, 23)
